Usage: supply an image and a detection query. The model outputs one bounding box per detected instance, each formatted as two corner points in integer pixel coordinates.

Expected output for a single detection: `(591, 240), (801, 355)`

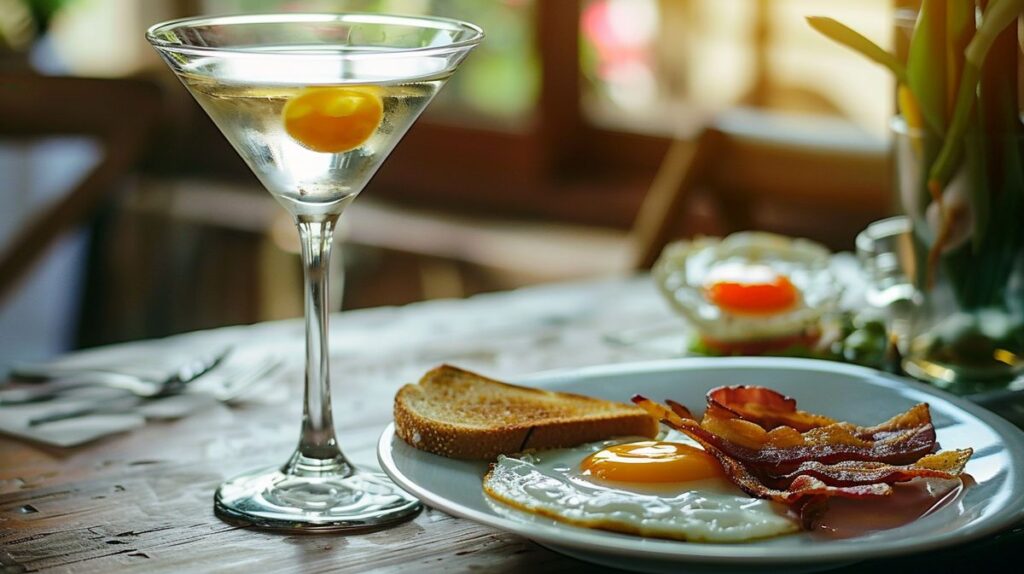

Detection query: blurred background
(0, 0), (910, 368)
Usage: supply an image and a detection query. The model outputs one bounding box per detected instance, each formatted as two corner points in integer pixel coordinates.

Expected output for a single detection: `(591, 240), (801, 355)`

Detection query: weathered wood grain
(1, 278), (1020, 573)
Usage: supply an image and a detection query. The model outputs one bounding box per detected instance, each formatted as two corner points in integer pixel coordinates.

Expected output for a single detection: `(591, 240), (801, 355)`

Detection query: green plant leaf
(966, 0), (1024, 66)
(946, 0), (975, 117)
(908, 0), (948, 136)
(930, 0), (1024, 191)
(965, 108), (989, 253)
(1005, 136), (1024, 202)
(805, 17), (907, 84)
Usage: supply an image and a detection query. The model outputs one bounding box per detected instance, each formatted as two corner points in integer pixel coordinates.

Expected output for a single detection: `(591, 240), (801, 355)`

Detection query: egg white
(482, 430), (799, 543)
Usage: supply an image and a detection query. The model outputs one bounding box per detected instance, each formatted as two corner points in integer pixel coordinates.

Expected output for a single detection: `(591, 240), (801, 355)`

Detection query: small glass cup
(855, 216), (922, 353)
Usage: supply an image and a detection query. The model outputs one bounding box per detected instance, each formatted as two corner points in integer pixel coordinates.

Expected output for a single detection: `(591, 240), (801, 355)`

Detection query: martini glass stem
(288, 215), (350, 475)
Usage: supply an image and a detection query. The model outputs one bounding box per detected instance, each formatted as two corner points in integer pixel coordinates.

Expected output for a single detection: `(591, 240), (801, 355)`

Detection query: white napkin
(0, 342), (291, 447)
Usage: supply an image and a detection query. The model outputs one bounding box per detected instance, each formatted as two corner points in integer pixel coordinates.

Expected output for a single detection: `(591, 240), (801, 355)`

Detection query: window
(581, 0), (895, 137)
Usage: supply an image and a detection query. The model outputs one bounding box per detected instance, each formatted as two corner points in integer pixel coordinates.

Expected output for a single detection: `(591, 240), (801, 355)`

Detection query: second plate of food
(377, 357), (1024, 573)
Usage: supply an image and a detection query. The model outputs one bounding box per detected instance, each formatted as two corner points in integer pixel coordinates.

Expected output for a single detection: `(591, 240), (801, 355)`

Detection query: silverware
(11, 362), (172, 383)
(2, 348), (232, 406)
(26, 355), (282, 426)
(206, 355), (284, 402)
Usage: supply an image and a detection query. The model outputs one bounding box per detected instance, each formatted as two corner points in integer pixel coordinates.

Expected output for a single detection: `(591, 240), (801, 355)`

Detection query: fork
(201, 355), (284, 402)
(26, 355), (284, 426)
(0, 348), (232, 406)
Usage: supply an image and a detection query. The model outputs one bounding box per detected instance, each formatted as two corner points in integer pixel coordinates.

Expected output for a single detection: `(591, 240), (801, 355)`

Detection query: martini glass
(147, 13), (482, 531)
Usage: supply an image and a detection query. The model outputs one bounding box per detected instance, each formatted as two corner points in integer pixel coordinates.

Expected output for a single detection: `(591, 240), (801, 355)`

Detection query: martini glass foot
(215, 463), (422, 532)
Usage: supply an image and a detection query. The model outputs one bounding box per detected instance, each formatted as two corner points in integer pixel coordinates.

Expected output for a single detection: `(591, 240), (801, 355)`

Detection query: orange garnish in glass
(283, 86), (383, 153)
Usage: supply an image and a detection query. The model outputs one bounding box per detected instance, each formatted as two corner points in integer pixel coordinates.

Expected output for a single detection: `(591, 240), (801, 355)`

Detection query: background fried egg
(482, 430), (799, 543)
(653, 232), (842, 343)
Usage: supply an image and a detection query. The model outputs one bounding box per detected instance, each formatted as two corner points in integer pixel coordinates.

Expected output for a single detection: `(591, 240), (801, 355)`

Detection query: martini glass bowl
(146, 13), (482, 532)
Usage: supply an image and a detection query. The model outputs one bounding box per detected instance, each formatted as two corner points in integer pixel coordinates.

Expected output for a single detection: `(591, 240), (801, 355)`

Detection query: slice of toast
(394, 364), (659, 460)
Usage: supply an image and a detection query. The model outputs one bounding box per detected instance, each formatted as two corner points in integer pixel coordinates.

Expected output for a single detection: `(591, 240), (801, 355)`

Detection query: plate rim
(377, 356), (1024, 565)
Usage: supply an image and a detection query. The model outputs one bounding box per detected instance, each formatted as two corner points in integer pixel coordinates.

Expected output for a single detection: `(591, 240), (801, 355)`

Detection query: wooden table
(1, 277), (1020, 573)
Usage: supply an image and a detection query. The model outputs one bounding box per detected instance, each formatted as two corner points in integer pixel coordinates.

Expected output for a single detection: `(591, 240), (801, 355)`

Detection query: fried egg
(482, 430), (799, 542)
(653, 232), (842, 347)
(699, 262), (816, 345)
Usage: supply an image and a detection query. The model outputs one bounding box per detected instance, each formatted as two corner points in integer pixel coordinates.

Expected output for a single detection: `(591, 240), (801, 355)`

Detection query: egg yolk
(282, 86), (383, 153)
(580, 441), (726, 483)
(705, 265), (798, 315)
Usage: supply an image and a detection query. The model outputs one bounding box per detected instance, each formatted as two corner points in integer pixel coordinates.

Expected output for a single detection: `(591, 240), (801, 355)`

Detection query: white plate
(377, 357), (1024, 573)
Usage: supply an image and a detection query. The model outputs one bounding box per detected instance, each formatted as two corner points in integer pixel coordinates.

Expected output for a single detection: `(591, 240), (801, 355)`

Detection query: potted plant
(809, 0), (1024, 390)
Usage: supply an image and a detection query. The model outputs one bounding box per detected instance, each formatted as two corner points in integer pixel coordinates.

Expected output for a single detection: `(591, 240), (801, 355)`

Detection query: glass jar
(891, 118), (1024, 392)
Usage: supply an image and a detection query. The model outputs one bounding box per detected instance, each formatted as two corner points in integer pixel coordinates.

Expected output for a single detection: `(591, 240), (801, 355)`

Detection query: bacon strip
(648, 398), (938, 474)
(707, 423), (938, 475)
(707, 386), (837, 431)
(768, 449), (972, 489)
(632, 391), (973, 528)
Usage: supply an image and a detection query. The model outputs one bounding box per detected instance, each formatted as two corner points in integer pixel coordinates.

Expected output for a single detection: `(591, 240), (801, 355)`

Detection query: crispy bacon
(707, 386), (837, 431)
(642, 398), (938, 474)
(705, 423), (938, 475)
(768, 450), (972, 489)
(631, 389), (973, 528)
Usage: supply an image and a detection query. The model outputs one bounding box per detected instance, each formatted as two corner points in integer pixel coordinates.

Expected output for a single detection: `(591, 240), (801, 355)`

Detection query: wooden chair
(631, 108), (892, 269)
(0, 73), (162, 303)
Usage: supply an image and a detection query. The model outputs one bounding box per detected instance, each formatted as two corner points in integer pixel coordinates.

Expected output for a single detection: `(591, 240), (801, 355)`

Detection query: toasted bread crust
(394, 365), (659, 460)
